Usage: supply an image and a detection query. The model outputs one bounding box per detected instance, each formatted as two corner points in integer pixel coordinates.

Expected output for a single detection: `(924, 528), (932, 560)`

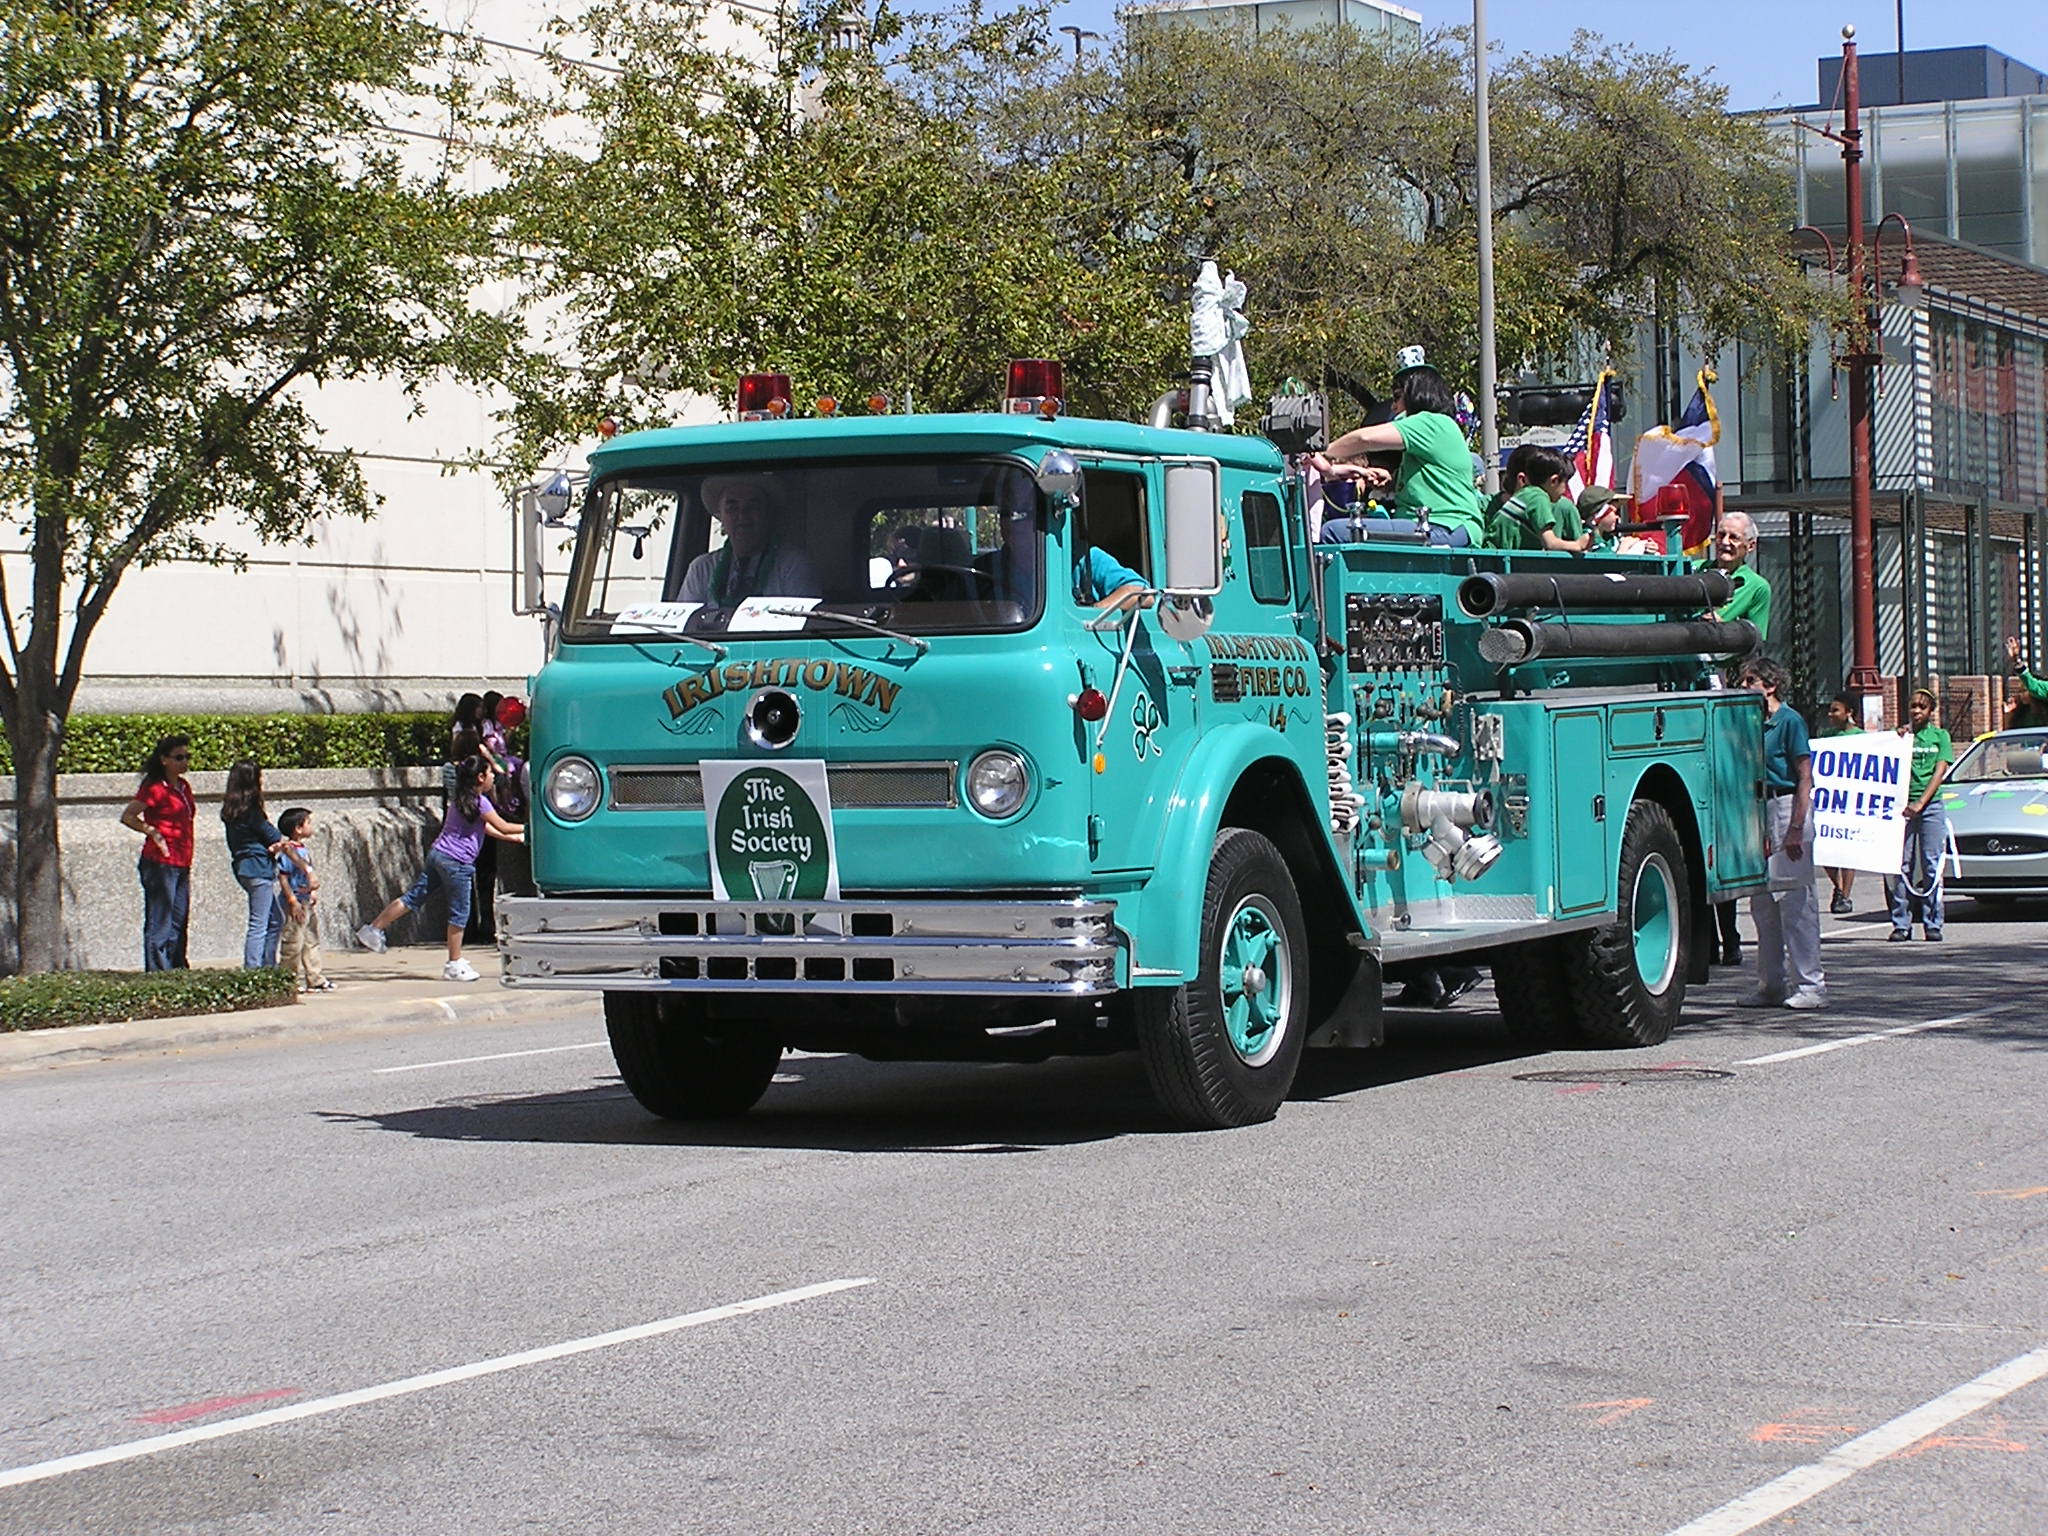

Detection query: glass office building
(1718, 47), (2048, 713)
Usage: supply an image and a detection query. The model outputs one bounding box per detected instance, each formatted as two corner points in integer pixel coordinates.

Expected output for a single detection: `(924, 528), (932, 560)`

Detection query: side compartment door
(1553, 710), (1610, 912)
(1707, 692), (1769, 889)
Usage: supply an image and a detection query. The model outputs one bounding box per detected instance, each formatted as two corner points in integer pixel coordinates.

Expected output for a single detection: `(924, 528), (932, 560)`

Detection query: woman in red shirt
(120, 736), (196, 970)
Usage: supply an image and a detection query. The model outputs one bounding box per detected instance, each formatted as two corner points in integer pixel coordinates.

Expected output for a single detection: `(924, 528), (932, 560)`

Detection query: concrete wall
(0, 768), (521, 973)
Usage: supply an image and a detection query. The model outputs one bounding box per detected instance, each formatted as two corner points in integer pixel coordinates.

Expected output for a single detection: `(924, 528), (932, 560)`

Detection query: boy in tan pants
(276, 807), (333, 991)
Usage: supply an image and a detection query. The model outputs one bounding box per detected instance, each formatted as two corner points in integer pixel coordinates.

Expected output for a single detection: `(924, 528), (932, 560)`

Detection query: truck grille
(610, 762), (959, 811)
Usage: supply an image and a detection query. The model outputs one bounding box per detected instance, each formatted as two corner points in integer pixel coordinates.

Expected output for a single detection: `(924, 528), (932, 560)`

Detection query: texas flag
(1564, 371), (1618, 498)
(1632, 376), (1721, 554)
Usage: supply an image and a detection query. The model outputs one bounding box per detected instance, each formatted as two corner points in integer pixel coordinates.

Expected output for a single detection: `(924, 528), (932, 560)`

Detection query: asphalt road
(2, 900), (2043, 1535)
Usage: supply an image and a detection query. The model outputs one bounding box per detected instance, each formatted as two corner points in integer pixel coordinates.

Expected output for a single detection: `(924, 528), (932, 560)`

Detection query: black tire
(1134, 828), (1308, 1129)
(604, 992), (783, 1120)
(1569, 799), (1692, 1048)
(1490, 933), (1589, 1048)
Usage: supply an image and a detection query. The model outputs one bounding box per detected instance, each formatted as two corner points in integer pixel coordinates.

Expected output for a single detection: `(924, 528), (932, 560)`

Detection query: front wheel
(604, 993), (783, 1120)
(1134, 828), (1308, 1129)
(1569, 799), (1692, 1047)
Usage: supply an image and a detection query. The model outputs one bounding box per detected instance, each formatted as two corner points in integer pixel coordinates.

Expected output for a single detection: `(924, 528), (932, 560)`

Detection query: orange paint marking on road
(1975, 1186), (2048, 1200)
(1575, 1397), (1655, 1426)
(1751, 1415), (1862, 1445)
(1889, 1429), (2029, 1459)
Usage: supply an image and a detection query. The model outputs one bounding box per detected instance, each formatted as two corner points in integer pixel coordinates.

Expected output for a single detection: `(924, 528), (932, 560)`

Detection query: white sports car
(1941, 728), (2048, 903)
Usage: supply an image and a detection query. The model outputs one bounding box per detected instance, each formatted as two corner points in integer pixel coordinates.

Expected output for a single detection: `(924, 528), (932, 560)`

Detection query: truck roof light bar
(737, 372), (794, 420)
(1004, 359), (1063, 418)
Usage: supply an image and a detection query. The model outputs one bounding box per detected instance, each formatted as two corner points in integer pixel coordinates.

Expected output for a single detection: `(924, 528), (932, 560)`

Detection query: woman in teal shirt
(1311, 364), (1488, 549)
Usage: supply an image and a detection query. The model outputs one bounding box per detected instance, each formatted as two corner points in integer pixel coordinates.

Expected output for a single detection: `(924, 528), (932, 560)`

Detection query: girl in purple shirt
(355, 756), (524, 981)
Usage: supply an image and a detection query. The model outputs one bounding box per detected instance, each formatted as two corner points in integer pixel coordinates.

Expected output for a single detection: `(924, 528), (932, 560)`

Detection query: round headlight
(966, 749), (1030, 819)
(545, 756), (603, 821)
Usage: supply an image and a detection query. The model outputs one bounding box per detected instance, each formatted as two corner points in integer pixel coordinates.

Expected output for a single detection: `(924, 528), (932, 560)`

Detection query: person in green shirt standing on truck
(1705, 511), (1772, 640)
(1705, 509), (1773, 966)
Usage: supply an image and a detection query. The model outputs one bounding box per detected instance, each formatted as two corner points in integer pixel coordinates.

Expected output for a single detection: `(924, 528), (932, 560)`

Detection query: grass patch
(0, 967), (298, 1031)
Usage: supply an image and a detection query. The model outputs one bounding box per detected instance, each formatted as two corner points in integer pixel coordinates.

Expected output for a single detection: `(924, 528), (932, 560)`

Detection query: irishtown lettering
(663, 659), (901, 719)
(1204, 633), (1312, 662)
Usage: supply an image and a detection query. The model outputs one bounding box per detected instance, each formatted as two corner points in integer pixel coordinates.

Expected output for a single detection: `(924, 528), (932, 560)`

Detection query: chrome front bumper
(496, 895), (1122, 996)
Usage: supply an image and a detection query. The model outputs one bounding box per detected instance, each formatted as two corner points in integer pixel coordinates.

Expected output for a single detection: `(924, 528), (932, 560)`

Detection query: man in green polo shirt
(1705, 511), (1771, 642)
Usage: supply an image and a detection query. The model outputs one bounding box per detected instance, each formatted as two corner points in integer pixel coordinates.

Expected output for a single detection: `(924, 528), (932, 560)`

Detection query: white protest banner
(699, 759), (840, 902)
(1809, 732), (1913, 875)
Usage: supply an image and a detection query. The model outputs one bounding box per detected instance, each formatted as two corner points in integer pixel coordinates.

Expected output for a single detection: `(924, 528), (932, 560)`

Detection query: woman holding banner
(1889, 687), (1955, 943)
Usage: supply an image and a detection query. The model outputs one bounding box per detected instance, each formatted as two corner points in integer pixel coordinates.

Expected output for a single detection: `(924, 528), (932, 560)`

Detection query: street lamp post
(1799, 25), (1926, 729)
(1058, 25), (1102, 62)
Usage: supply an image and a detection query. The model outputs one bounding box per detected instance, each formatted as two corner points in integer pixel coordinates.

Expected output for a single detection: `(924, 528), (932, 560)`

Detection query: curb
(0, 983), (593, 1072)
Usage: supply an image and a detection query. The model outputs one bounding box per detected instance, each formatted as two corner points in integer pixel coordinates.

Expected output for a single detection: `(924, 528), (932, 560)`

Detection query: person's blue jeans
(400, 849), (478, 931)
(1889, 802), (1948, 934)
(139, 859), (190, 972)
(240, 873), (282, 967)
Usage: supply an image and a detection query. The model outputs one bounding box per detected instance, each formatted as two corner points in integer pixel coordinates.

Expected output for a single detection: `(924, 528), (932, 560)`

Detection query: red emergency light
(737, 372), (794, 420)
(1073, 687), (1109, 722)
(1004, 359), (1063, 416)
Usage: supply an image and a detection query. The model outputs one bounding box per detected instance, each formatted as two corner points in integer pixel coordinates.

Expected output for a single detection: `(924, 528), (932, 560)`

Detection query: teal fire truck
(500, 367), (1765, 1129)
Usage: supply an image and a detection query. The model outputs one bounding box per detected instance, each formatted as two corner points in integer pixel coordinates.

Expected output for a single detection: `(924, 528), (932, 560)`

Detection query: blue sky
(1046, 0), (2046, 112)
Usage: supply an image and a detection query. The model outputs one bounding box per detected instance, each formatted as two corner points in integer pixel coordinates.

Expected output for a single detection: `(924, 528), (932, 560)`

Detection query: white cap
(1394, 344), (1427, 374)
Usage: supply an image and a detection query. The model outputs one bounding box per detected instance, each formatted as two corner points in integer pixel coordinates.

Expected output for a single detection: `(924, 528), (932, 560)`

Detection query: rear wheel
(1569, 799), (1691, 1047)
(604, 993), (783, 1120)
(1134, 828), (1308, 1129)
(1490, 933), (1588, 1048)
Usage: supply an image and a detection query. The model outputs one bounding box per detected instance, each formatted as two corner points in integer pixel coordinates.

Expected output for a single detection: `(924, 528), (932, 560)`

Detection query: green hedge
(0, 713), (454, 775)
(0, 966), (298, 1031)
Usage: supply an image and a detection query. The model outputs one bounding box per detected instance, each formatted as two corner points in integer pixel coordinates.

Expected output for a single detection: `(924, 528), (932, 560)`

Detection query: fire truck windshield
(563, 459), (1048, 641)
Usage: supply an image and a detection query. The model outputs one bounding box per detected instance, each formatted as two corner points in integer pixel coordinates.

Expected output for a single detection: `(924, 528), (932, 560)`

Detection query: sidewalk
(0, 946), (591, 1073)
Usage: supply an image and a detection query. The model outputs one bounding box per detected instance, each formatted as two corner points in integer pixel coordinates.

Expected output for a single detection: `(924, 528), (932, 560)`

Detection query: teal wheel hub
(1631, 851), (1680, 995)
(1220, 894), (1289, 1066)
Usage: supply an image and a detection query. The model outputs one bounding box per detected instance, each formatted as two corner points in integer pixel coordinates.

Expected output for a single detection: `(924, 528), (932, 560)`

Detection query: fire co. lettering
(1231, 665), (1312, 700)
(663, 659), (901, 719)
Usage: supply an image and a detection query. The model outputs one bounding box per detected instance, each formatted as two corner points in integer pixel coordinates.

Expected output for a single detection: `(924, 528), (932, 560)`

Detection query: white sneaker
(356, 924), (387, 953)
(442, 958), (481, 982)
(1736, 988), (1786, 1009)
(1783, 988), (1828, 1011)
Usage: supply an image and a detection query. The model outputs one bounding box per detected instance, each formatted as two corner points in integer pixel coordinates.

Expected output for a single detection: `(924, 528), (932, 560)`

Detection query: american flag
(1564, 371), (1618, 498)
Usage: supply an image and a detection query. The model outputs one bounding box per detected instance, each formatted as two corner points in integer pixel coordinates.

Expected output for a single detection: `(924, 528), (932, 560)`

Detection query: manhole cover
(1513, 1067), (1733, 1085)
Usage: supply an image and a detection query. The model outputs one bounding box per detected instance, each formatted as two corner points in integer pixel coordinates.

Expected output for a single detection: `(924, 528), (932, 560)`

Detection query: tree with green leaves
(486, 0), (1177, 454)
(492, 2), (1842, 464)
(0, 0), (511, 972)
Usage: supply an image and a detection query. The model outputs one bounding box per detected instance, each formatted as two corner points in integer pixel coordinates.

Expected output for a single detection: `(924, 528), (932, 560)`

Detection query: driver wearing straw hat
(679, 475), (818, 606)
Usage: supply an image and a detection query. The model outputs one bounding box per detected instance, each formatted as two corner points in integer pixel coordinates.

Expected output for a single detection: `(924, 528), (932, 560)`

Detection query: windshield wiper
(609, 622), (728, 660)
(757, 603), (929, 653)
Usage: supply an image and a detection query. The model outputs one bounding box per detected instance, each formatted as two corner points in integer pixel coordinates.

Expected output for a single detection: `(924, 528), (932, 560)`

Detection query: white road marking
(1840, 1318), (2023, 1332)
(374, 1041), (610, 1074)
(1662, 1341), (2048, 1536)
(0, 1277), (875, 1491)
(1736, 1010), (1998, 1066)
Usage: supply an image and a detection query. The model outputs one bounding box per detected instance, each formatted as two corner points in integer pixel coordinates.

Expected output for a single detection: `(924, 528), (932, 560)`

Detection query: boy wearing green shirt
(1889, 686), (1954, 942)
(1485, 446), (1590, 554)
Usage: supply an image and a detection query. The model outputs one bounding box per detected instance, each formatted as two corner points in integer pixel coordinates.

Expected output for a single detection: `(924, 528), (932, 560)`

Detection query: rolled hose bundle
(1477, 618), (1760, 665)
(1457, 569), (1734, 619)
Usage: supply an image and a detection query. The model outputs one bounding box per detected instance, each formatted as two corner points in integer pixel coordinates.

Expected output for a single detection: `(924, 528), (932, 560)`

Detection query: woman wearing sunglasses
(120, 735), (197, 970)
